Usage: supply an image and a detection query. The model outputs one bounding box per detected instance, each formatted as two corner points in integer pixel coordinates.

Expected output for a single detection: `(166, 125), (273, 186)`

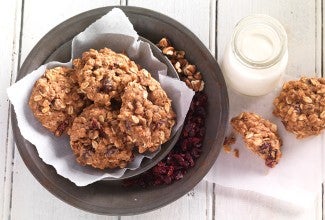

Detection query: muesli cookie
(73, 48), (139, 106)
(273, 77), (325, 138)
(118, 81), (176, 153)
(29, 67), (87, 136)
(231, 112), (282, 168)
(69, 104), (133, 169)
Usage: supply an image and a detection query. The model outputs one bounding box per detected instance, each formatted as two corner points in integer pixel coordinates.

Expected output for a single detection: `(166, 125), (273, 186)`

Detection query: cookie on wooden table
(273, 77), (325, 138)
(231, 112), (282, 168)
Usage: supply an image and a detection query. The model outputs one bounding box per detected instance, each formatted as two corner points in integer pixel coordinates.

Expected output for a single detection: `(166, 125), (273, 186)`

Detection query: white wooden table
(0, 0), (323, 219)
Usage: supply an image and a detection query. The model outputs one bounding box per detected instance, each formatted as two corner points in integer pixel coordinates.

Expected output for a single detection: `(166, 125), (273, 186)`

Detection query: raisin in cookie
(231, 112), (282, 168)
(273, 77), (325, 138)
(118, 81), (176, 153)
(69, 104), (133, 169)
(73, 48), (139, 106)
(29, 67), (87, 136)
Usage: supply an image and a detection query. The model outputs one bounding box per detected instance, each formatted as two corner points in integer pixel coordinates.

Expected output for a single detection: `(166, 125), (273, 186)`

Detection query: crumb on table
(223, 134), (236, 153)
(233, 149), (239, 158)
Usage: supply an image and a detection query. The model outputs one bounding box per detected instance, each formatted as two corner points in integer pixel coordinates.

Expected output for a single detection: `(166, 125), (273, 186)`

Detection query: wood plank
(0, 0), (21, 219)
(122, 181), (208, 220)
(217, 0), (322, 219)
(128, 0), (211, 49)
(10, 0), (120, 219)
(126, 0), (213, 219)
(318, 1), (325, 220)
(12, 153), (116, 220)
(214, 184), (319, 220)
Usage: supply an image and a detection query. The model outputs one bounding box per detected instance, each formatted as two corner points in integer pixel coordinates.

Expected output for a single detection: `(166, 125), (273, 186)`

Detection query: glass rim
(231, 14), (288, 69)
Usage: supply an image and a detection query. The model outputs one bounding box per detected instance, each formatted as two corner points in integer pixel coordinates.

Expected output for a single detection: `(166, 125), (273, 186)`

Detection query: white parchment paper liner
(205, 75), (323, 208)
(7, 8), (194, 186)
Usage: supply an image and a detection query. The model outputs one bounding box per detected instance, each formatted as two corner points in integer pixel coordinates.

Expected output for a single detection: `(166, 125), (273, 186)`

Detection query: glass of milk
(221, 14), (288, 96)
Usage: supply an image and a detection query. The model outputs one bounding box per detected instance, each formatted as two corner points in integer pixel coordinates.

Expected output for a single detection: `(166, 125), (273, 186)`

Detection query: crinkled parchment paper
(205, 75), (322, 208)
(7, 8), (194, 186)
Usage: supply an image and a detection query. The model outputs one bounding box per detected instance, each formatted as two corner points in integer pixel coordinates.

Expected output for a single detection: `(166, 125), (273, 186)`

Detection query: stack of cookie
(29, 48), (176, 170)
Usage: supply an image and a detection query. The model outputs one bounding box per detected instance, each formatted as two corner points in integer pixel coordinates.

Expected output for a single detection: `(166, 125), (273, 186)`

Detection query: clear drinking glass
(221, 14), (288, 96)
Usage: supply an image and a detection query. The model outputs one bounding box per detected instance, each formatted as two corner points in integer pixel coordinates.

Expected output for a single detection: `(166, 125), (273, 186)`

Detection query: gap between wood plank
(120, 0), (127, 6)
(316, 0), (324, 76)
(1, 0), (23, 219)
(322, 183), (324, 220)
(212, 183), (216, 220)
(208, 0), (216, 57)
(215, 0), (218, 59)
(2, 0), (22, 219)
(320, 0), (324, 219)
(8, 0), (25, 219)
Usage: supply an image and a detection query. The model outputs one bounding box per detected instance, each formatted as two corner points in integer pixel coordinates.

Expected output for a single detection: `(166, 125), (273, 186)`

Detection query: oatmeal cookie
(273, 77), (325, 138)
(118, 81), (176, 153)
(231, 112), (282, 168)
(73, 48), (139, 106)
(69, 104), (133, 169)
(29, 67), (87, 136)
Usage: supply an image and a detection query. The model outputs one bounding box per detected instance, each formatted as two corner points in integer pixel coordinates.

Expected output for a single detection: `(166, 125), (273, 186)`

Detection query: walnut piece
(157, 37), (205, 92)
(273, 77), (325, 138)
(231, 112), (282, 168)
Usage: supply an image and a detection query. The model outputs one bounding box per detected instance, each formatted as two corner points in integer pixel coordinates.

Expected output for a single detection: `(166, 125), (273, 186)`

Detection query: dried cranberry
(91, 118), (101, 130)
(55, 121), (68, 136)
(100, 77), (113, 93)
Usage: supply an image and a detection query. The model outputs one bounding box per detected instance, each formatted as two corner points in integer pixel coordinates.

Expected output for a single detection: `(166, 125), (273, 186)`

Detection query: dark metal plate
(11, 6), (229, 215)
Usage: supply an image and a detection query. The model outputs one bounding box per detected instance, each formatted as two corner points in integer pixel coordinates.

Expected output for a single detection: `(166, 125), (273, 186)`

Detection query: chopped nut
(41, 107), (50, 113)
(162, 47), (174, 56)
(199, 81), (205, 91)
(321, 111), (325, 119)
(174, 62), (182, 73)
(183, 64), (196, 76)
(176, 51), (185, 59)
(193, 72), (202, 80)
(80, 82), (89, 89)
(67, 106), (74, 115)
(33, 95), (42, 102)
(149, 85), (156, 91)
(131, 115), (139, 124)
(303, 96), (313, 103)
(89, 130), (99, 140)
(191, 80), (202, 92)
(157, 37), (205, 92)
(91, 140), (98, 149)
(245, 132), (254, 139)
(157, 38), (170, 48)
(98, 115), (105, 123)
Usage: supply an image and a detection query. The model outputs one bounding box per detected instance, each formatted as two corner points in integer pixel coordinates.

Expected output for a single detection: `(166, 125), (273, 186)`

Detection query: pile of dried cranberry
(123, 92), (207, 187)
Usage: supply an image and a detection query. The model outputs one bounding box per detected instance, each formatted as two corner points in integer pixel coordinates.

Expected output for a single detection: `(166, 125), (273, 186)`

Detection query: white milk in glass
(221, 15), (288, 96)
